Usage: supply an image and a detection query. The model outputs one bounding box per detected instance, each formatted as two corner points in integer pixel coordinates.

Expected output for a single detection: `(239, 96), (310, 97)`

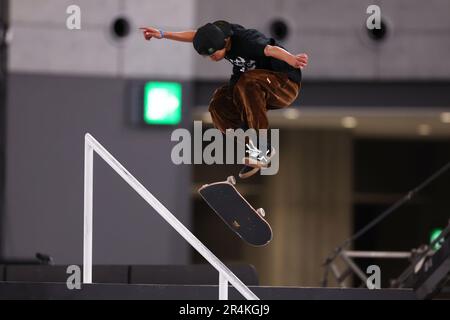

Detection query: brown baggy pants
(208, 69), (300, 132)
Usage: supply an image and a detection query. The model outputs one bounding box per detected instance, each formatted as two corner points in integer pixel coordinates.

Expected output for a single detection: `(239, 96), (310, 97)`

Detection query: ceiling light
(283, 109), (301, 120)
(202, 112), (212, 124)
(440, 112), (450, 123)
(418, 124), (431, 136)
(341, 117), (357, 129)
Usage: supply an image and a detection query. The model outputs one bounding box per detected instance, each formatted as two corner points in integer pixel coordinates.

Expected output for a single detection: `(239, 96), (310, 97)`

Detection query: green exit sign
(144, 82), (182, 125)
(430, 228), (443, 251)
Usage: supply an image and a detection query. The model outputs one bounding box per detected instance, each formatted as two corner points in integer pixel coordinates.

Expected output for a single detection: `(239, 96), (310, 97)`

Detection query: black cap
(193, 21), (233, 55)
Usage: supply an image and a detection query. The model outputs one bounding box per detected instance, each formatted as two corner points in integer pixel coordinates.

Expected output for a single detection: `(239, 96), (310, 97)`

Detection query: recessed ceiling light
(283, 109), (301, 120)
(418, 124), (432, 136)
(440, 112), (450, 123)
(341, 117), (357, 129)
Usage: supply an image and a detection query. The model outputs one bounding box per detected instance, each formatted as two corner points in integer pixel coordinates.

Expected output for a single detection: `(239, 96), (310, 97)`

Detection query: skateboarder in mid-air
(140, 20), (308, 179)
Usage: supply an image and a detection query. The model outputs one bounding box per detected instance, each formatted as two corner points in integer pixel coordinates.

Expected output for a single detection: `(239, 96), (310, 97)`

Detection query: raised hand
(139, 27), (163, 40)
(291, 53), (308, 69)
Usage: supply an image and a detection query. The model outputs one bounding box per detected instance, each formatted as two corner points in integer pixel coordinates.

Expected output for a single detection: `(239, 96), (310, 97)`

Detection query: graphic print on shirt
(227, 56), (256, 73)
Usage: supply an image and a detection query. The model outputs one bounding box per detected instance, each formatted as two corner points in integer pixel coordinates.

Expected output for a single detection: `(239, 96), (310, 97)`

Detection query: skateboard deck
(198, 176), (272, 246)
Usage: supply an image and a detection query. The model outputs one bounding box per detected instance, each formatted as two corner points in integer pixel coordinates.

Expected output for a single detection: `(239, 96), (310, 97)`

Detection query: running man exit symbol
(144, 82), (182, 125)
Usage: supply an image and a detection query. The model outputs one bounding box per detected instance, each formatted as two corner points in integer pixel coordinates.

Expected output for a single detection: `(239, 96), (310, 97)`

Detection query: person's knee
(208, 101), (220, 115)
(209, 87), (231, 113)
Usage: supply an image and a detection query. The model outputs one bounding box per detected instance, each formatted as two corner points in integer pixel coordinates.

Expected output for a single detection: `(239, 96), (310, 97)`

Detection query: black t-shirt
(225, 24), (302, 86)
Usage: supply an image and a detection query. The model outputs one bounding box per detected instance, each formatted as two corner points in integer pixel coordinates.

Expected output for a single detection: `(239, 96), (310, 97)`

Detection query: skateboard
(198, 176), (273, 246)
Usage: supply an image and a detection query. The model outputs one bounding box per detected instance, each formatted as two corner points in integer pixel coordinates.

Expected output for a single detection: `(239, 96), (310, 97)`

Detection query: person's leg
(208, 85), (261, 178)
(233, 69), (300, 130)
(208, 85), (262, 179)
(208, 85), (243, 133)
(233, 69), (300, 173)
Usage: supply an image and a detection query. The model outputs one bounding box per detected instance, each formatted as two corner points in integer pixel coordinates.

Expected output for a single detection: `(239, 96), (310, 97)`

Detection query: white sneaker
(242, 140), (276, 169)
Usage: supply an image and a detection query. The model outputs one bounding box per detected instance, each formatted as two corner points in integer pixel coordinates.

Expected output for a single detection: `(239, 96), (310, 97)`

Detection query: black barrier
(0, 282), (417, 300)
(129, 264), (258, 286)
(1, 264), (258, 286)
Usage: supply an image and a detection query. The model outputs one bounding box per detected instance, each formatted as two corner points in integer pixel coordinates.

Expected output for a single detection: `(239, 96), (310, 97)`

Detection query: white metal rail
(83, 133), (258, 300)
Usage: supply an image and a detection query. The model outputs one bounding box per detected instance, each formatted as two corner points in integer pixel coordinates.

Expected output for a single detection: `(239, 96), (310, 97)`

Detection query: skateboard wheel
(227, 176), (236, 185)
(257, 208), (266, 218)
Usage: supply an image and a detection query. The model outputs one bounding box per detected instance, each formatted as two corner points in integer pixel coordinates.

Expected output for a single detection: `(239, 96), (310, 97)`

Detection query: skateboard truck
(227, 176), (236, 185)
(257, 208), (266, 218)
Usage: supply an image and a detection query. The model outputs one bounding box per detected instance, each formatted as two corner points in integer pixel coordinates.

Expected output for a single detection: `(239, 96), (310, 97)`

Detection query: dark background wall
(353, 139), (450, 286)
(2, 73), (192, 265)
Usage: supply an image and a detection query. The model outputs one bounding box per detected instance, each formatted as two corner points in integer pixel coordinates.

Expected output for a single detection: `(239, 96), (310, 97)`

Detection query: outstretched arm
(140, 27), (196, 42)
(264, 45), (308, 69)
